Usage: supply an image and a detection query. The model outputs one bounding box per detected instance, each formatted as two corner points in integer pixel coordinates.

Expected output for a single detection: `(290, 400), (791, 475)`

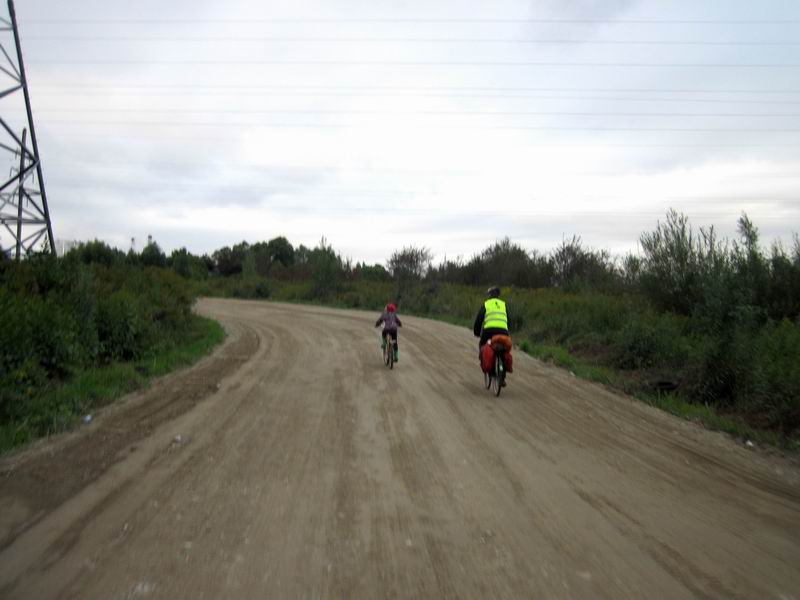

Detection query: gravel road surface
(1, 298), (798, 599)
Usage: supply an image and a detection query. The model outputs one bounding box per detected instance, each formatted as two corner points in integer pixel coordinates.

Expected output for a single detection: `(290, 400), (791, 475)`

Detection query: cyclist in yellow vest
(473, 286), (510, 348)
(474, 286), (513, 382)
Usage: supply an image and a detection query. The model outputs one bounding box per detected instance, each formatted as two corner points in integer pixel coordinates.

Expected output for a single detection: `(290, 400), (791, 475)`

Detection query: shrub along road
(0, 299), (798, 599)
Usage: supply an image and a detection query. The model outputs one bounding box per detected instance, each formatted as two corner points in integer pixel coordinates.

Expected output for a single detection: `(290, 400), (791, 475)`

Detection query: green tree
(310, 238), (343, 297)
(66, 240), (125, 267)
(639, 210), (701, 314)
(266, 236), (295, 268)
(356, 262), (391, 282)
(388, 245), (433, 296)
(766, 237), (800, 320)
(213, 241), (249, 276)
(140, 241), (167, 268)
(170, 247), (210, 280)
(550, 236), (615, 291)
(480, 237), (542, 288)
(730, 214), (768, 311)
(242, 250), (257, 281)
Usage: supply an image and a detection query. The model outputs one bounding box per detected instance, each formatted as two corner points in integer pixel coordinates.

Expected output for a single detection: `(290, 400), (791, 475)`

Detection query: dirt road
(1, 299), (799, 599)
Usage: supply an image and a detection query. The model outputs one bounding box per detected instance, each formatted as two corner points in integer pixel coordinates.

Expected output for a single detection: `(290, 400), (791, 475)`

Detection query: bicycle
(382, 331), (395, 369)
(483, 340), (508, 396)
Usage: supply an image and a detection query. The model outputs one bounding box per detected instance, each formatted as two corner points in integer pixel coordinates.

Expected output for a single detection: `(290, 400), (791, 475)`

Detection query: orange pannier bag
(480, 344), (495, 373)
(490, 334), (513, 373)
(490, 334), (512, 352)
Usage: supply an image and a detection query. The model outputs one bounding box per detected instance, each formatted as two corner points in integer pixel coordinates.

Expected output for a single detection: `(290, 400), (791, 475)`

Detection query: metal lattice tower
(0, 0), (54, 259)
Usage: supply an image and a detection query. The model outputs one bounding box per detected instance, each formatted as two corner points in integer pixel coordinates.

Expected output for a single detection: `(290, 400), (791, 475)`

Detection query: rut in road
(0, 299), (798, 599)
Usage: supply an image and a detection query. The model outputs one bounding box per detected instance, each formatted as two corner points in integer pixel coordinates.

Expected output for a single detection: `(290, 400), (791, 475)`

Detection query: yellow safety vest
(483, 298), (508, 330)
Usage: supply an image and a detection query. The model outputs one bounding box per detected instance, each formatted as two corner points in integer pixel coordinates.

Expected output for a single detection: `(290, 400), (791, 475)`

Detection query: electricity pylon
(0, 0), (54, 259)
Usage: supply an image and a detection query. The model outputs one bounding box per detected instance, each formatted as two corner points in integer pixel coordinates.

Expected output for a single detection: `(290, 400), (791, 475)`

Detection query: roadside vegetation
(3, 210), (798, 451)
(0, 243), (223, 452)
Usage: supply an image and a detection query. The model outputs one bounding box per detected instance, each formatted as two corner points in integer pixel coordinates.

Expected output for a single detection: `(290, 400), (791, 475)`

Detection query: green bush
(66, 240), (126, 267)
(0, 355), (48, 426)
(96, 291), (142, 361)
(614, 312), (688, 370)
(512, 289), (625, 347)
(339, 290), (362, 308)
(31, 298), (81, 376)
(0, 289), (80, 381)
(754, 320), (800, 433)
(1, 254), (199, 449)
(351, 281), (394, 312)
(230, 278), (271, 299)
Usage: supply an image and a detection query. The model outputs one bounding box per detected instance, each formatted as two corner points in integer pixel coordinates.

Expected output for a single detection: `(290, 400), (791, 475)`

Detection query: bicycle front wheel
(384, 336), (394, 369)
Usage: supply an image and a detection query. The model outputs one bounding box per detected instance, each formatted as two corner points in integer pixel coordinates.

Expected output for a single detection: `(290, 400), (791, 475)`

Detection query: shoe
(501, 380), (507, 387)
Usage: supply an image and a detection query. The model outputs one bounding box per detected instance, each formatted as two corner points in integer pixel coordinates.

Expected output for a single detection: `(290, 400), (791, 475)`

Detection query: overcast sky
(2, 0), (799, 264)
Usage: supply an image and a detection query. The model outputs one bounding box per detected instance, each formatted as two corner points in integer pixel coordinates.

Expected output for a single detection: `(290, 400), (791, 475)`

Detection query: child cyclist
(375, 303), (402, 362)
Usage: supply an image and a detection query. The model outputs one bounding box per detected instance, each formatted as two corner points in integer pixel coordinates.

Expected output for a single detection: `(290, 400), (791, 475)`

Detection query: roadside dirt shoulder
(0, 317), (257, 549)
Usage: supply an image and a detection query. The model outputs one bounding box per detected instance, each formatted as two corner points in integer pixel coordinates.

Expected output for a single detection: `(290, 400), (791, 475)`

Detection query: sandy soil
(0, 298), (798, 599)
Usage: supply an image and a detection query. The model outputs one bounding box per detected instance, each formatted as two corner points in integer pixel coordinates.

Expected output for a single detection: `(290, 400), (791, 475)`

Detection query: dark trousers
(382, 328), (398, 351)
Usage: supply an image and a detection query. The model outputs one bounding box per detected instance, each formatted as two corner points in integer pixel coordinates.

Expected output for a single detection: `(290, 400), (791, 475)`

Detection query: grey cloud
(6, 0), (798, 263)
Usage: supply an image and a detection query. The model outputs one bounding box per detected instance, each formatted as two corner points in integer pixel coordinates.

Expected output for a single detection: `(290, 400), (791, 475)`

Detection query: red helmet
(386, 303), (396, 312)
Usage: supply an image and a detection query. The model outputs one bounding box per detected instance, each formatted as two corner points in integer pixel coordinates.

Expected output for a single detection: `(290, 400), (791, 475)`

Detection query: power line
(46, 179), (418, 196)
(26, 59), (800, 67)
(42, 179), (800, 205)
(32, 120), (800, 132)
(21, 35), (800, 46)
(45, 160), (473, 175)
(19, 108), (800, 117)
(43, 160), (800, 179)
(36, 130), (800, 148)
(40, 190), (800, 222)
(20, 17), (800, 24)
(31, 84), (800, 94)
(28, 91), (800, 106)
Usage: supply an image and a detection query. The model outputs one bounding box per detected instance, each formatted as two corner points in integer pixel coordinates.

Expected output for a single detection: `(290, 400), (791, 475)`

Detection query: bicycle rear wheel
(492, 353), (504, 396)
(484, 370), (492, 389)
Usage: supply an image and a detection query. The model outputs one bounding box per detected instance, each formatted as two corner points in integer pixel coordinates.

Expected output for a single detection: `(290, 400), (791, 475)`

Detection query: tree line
(125, 211), (799, 329)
